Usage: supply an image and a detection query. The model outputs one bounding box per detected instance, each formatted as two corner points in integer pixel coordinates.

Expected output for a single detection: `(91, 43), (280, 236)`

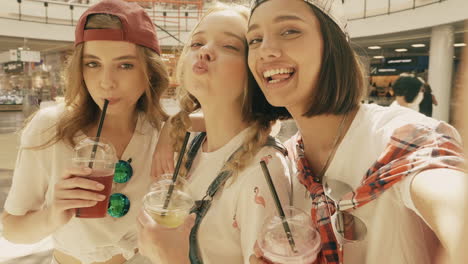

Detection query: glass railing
(1, 0), (90, 26)
(0, 0), (204, 28)
(0, 0), (450, 27)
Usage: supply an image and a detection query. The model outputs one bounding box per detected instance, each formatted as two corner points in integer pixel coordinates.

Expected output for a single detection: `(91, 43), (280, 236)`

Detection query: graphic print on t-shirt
(232, 214), (239, 229)
(260, 155), (273, 164)
(254, 187), (266, 208)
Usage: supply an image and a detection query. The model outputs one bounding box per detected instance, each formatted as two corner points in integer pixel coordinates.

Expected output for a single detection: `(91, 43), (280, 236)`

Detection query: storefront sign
(371, 56), (429, 76)
(370, 67), (399, 75)
(0, 50), (17, 63)
(384, 57), (418, 67)
(386, 58), (413, 64)
(3, 61), (23, 73)
(20, 50), (41, 63)
(0, 49), (41, 64)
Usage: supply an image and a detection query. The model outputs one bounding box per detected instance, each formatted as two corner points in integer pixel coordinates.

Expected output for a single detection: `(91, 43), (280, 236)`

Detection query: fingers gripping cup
(73, 137), (117, 218)
(258, 207), (321, 264)
(143, 189), (193, 229)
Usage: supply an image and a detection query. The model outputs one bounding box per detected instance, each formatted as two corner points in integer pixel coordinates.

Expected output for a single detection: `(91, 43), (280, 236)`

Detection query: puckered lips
(193, 60), (209, 75)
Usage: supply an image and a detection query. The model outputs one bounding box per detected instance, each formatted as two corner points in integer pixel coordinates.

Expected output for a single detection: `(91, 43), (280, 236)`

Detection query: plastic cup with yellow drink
(143, 186), (193, 228)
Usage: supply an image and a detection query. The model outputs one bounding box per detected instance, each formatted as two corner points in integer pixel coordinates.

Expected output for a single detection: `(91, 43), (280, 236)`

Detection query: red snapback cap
(75, 0), (161, 55)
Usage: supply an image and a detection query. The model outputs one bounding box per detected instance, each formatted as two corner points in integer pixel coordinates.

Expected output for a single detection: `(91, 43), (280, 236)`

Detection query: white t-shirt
(186, 127), (292, 264)
(4, 104), (159, 264)
(289, 104), (452, 264)
(390, 97), (421, 112)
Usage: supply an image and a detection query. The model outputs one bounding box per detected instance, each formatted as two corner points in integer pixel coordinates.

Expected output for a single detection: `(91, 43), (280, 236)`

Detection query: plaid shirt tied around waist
(289, 122), (465, 264)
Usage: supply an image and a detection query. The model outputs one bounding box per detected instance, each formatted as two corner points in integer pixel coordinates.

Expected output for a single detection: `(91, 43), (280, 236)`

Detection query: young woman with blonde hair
(2, 1), (168, 263)
(137, 3), (292, 264)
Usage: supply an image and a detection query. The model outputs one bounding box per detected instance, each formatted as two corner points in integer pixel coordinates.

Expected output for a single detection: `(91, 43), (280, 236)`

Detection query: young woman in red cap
(247, 0), (466, 263)
(2, 0), (168, 263)
(137, 3), (292, 264)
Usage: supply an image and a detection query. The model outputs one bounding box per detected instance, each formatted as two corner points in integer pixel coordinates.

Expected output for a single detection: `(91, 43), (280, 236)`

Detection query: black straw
(88, 99), (109, 168)
(162, 132), (191, 212)
(260, 160), (298, 253)
(78, 99), (109, 217)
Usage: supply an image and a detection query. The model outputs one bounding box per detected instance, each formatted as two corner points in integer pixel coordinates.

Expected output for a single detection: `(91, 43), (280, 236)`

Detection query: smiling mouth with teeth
(263, 68), (295, 84)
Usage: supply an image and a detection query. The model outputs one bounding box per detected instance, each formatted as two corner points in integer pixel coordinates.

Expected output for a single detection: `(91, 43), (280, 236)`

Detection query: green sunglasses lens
(114, 160), (133, 183)
(108, 193), (130, 218)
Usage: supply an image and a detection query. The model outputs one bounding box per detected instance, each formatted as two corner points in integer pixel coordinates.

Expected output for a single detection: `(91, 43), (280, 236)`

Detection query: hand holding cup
(49, 167), (106, 227)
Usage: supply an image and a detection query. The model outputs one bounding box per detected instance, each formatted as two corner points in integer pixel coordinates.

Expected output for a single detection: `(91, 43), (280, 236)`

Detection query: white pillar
(428, 24), (454, 122)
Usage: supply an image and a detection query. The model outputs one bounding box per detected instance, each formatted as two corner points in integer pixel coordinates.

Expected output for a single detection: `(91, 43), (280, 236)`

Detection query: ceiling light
(368, 46), (381, 50)
(373, 56), (384, 59)
(454, 43), (466, 47)
(411, 44), (426, 48)
(395, 48), (408, 52)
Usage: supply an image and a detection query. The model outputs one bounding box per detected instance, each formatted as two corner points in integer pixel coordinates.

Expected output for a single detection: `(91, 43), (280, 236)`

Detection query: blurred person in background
(391, 74), (424, 111)
(419, 83), (438, 117)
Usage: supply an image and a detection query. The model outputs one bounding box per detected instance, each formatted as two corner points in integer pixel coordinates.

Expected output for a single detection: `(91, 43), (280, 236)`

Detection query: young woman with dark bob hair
(247, 0), (466, 263)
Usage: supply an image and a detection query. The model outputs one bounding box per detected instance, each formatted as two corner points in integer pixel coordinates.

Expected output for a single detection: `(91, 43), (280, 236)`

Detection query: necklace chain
(316, 113), (349, 181)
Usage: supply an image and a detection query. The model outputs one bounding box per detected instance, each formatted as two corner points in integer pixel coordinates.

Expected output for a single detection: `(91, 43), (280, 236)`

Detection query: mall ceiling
(352, 21), (467, 63)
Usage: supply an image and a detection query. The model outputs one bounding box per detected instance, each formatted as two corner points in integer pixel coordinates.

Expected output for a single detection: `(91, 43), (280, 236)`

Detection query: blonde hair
(171, 3), (274, 180)
(33, 14), (169, 148)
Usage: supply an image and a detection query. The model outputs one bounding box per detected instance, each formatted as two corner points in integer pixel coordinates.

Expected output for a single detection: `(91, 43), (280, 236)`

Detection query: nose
(99, 67), (115, 91)
(259, 37), (282, 61)
(198, 45), (216, 62)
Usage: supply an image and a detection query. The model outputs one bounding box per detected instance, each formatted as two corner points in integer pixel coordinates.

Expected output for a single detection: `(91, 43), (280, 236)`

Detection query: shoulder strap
(188, 134), (291, 264)
(265, 135), (288, 156)
(185, 132), (207, 172)
(188, 134), (240, 264)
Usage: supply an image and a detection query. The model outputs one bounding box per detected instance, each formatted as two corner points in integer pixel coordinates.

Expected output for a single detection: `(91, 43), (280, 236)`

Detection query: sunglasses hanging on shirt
(107, 158), (133, 218)
(323, 178), (367, 243)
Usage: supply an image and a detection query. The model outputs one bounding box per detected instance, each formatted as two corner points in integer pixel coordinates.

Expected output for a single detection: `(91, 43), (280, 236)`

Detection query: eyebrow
(82, 54), (138, 61)
(192, 30), (245, 44)
(223, 31), (245, 44)
(247, 15), (305, 34)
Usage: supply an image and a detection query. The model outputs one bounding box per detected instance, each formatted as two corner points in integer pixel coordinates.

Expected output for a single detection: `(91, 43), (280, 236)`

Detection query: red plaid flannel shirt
(288, 122), (465, 264)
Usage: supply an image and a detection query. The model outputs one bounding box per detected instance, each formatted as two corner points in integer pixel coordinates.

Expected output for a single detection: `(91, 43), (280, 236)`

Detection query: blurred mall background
(0, 0), (467, 263)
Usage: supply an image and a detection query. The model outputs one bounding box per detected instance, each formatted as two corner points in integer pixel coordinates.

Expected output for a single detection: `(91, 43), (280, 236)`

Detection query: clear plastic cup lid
(73, 137), (117, 164)
(143, 189), (194, 214)
(150, 174), (190, 193)
(259, 207), (322, 258)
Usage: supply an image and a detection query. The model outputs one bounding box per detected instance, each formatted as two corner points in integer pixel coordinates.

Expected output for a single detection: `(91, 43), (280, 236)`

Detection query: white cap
(250, 0), (348, 34)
